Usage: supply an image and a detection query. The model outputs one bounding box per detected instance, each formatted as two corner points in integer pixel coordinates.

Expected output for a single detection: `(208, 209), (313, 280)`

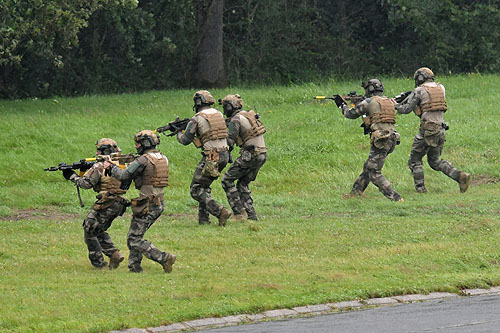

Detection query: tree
(191, 0), (226, 88)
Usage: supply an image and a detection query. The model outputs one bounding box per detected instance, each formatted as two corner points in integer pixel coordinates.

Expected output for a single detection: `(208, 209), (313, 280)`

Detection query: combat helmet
(96, 138), (121, 155)
(193, 90), (215, 108)
(134, 130), (160, 154)
(361, 79), (384, 97)
(219, 94), (243, 117)
(414, 67), (434, 86)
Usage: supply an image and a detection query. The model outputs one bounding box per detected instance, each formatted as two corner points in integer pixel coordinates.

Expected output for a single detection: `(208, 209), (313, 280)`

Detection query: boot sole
(218, 212), (232, 226)
(109, 255), (125, 270)
(163, 255), (176, 273)
(460, 174), (471, 193)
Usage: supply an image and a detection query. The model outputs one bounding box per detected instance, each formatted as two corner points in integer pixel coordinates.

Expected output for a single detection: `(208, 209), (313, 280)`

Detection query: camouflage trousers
(127, 201), (168, 272)
(408, 130), (461, 192)
(190, 151), (229, 224)
(351, 139), (401, 201)
(221, 152), (267, 218)
(83, 200), (126, 268)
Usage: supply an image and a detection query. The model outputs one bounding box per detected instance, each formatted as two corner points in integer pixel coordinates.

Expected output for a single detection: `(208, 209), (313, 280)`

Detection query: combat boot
(342, 191), (360, 199)
(459, 172), (471, 193)
(393, 193), (404, 202)
(218, 207), (232, 227)
(415, 186), (427, 193)
(247, 214), (258, 221)
(160, 253), (176, 273)
(93, 262), (108, 269)
(233, 210), (248, 221)
(245, 207), (258, 220)
(109, 250), (125, 270)
(129, 265), (143, 273)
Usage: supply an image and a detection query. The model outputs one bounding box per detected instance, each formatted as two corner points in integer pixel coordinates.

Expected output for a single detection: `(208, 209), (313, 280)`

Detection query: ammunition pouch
(93, 192), (130, 214)
(193, 137), (202, 148)
(201, 148), (222, 177)
(241, 145), (255, 162)
(421, 121), (443, 147)
(130, 193), (164, 218)
(371, 130), (392, 150)
(361, 115), (372, 135)
(414, 106), (422, 117)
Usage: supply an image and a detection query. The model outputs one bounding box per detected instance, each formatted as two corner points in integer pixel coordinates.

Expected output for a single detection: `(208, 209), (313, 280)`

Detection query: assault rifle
(45, 152), (137, 207)
(314, 91), (368, 135)
(313, 91), (365, 108)
(44, 153), (137, 174)
(44, 159), (95, 174)
(156, 117), (190, 136)
(93, 152), (137, 165)
(45, 159), (95, 207)
(394, 91), (412, 104)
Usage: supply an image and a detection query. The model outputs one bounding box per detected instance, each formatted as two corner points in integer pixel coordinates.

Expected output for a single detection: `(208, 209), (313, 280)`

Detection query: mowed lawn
(0, 74), (499, 332)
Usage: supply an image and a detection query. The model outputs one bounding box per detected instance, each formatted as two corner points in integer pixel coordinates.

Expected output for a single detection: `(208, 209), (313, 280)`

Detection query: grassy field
(0, 74), (499, 332)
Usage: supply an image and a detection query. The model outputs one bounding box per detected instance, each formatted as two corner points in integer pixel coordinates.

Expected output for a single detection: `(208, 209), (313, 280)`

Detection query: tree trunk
(191, 0), (226, 88)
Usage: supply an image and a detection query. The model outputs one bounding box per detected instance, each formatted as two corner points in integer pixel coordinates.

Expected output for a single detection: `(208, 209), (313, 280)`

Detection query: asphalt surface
(202, 294), (500, 333)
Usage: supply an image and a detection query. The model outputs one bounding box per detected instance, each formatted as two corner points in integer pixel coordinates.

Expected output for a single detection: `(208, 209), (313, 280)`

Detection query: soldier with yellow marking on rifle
(339, 79), (403, 202)
(62, 138), (130, 269)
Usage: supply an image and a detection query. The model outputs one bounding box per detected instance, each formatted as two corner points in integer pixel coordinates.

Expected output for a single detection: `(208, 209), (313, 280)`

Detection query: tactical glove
(62, 169), (76, 180)
(333, 95), (346, 108)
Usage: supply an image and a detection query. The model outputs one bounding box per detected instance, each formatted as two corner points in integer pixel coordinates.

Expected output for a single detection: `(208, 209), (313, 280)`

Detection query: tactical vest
(421, 85), (447, 113)
(142, 152), (169, 187)
(369, 96), (396, 125)
(237, 110), (266, 145)
(97, 174), (127, 195)
(196, 111), (228, 145)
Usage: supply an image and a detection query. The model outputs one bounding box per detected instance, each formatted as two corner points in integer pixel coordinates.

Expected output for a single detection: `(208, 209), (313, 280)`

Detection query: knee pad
(190, 184), (204, 199)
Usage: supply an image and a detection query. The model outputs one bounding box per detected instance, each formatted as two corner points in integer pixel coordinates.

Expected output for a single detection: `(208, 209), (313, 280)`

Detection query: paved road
(203, 294), (500, 332)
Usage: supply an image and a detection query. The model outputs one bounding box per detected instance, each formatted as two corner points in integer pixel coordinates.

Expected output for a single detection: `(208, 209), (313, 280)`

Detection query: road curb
(110, 286), (500, 333)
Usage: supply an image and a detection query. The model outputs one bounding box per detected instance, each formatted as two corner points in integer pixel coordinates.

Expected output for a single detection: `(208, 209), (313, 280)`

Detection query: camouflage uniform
(396, 67), (470, 193)
(341, 80), (402, 201)
(220, 94), (267, 220)
(107, 131), (175, 273)
(67, 139), (128, 269)
(177, 91), (231, 225)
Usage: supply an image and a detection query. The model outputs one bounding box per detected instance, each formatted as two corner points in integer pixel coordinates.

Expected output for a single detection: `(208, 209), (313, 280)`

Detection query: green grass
(1, 74), (500, 332)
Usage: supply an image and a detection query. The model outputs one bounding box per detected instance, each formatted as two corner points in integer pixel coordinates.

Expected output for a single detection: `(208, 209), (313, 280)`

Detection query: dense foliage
(1, 0), (499, 98)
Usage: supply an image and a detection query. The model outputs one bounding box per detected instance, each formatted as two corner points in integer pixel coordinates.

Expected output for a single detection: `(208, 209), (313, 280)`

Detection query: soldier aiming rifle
(45, 139), (135, 269)
(45, 152), (137, 207)
(332, 79), (404, 202)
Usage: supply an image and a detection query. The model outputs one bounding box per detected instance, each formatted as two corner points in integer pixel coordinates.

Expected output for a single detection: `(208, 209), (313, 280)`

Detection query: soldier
(220, 94), (267, 220)
(103, 130), (176, 273)
(395, 67), (470, 193)
(177, 90), (232, 226)
(340, 79), (403, 202)
(62, 138), (129, 269)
